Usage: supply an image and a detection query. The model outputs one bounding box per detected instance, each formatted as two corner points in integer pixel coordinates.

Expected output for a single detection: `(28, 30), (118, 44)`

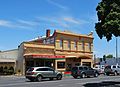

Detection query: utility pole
(116, 37), (118, 63)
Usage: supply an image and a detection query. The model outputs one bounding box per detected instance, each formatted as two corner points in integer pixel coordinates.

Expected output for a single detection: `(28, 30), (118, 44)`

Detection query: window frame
(60, 39), (63, 48)
(57, 62), (65, 69)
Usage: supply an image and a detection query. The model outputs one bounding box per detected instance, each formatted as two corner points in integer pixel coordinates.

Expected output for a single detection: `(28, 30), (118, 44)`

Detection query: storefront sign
(25, 54), (65, 59)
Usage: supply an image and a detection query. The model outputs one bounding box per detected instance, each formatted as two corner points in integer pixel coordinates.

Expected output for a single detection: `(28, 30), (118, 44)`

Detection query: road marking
(58, 85), (64, 86)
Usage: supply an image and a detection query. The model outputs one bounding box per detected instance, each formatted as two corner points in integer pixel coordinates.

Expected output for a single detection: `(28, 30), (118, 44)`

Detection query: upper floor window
(68, 40), (71, 49)
(43, 40), (46, 44)
(74, 41), (77, 50)
(50, 37), (55, 44)
(88, 43), (91, 52)
(60, 39), (63, 48)
(82, 41), (84, 51)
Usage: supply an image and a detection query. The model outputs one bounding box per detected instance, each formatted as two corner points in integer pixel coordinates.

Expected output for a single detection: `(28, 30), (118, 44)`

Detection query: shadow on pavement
(26, 78), (58, 82)
(83, 81), (120, 87)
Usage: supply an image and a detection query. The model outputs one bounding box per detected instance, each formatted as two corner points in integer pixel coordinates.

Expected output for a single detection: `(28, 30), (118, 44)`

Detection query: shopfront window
(75, 63), (80, 66)
(66, 64), (72, 71)
(57, 62), (65, 68)
(82, 62), (91, 67)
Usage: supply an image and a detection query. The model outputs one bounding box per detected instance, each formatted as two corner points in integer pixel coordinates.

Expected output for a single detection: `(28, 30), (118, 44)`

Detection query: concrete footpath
(0, 75), (25, 78)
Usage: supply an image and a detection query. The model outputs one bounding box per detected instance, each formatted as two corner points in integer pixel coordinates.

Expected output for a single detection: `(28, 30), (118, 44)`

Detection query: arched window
(9, 66), (14, 74)
(0, 66), (3, 73)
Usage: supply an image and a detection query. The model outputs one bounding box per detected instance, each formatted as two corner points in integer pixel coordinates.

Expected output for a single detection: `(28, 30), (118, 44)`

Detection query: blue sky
(0, 0), (119, 58)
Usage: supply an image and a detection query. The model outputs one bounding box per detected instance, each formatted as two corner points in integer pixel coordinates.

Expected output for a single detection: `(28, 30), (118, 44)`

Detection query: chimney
(46, 29), (50, 37)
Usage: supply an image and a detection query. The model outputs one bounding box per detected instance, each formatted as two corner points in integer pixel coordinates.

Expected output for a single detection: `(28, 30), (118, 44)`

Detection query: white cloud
(0, 20), (13, 27)
(0, 19), (40, 30)
(62, 16), (89, 25)
(17, 20), (39, 26)
(37, 15), (88, 29)
(63, 17), (80, 24)
(47, 0), (68, 10)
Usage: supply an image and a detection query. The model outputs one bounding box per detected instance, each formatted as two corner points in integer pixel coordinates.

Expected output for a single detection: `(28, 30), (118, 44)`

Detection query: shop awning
(24, 54), (65, 59)
(65, 55), (91, 59)
(0, 59), (16, 63)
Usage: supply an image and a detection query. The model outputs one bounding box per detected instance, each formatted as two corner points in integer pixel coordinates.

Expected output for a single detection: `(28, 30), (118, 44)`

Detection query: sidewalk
(0, 75), (25, 78)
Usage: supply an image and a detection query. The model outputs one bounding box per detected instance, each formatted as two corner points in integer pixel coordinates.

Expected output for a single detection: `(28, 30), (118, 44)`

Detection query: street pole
(116, 37), (118, 64)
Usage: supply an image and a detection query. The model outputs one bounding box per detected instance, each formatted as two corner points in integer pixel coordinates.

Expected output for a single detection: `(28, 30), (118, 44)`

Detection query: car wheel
(94, 73), (98, 77)
(81, 73), (86, 78)
(56, 74), (62, 80)
(106, 73), (109, 76)
(37, 75), (42, 82)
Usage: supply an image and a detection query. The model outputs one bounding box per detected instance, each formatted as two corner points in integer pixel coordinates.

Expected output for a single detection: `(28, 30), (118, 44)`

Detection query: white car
(26, 67), (62, 81)
(93, 65), (105, 74)
(104, 65), (120, 76)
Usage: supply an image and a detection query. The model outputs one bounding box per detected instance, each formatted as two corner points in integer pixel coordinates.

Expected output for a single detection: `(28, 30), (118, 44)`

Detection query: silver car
(26, 67), (62, 81)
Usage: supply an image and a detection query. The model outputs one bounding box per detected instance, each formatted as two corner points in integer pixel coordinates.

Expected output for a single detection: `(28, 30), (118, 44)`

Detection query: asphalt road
(0, 75), (120, 87)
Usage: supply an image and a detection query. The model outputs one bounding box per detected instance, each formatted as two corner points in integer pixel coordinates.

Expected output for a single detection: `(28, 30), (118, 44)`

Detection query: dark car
(26, 67), (62, 82)
(71, 66), (99, 78)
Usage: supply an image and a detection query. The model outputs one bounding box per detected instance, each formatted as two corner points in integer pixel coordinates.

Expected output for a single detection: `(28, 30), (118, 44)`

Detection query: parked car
(104, 65), (120, 76)
(71, 66), (99, 79)
(93, 65), (105, 74)
(26, 67), (62, 81)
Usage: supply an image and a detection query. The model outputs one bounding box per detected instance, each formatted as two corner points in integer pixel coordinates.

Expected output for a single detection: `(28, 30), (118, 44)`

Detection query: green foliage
(106, 54), (113, 58)
(103, 55), (106, 61)
(100, 58), (103, 62)
(95, 0), (120, 41)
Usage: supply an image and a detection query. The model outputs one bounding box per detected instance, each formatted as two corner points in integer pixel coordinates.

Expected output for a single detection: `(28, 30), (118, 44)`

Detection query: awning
(0, 59), (16, 62)
(65, 55), (91, 59)
(24, 54), (65, 59)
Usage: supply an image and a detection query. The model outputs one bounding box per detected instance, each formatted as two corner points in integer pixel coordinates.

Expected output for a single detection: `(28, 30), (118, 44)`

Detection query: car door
(83, 67), (89, 75)
(87, 67), (95, 76)
(47, 68), (56, 77)
(117, 65), (120, 74)
(36, 68), (49, 77)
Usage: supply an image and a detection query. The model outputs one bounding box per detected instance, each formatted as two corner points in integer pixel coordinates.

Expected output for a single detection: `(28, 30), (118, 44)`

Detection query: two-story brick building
(17, 29), (94, 75)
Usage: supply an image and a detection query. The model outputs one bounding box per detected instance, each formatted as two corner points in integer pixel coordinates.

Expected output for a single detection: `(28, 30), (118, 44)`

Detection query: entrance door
(26, 61), (34, 71)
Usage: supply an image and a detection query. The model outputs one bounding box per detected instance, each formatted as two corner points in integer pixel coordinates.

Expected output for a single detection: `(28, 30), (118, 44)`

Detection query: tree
(95, 0), (120, 41)
(106, 54), (113, 58)
(103, 55), (106, 61)
(99, 58), (103, 62)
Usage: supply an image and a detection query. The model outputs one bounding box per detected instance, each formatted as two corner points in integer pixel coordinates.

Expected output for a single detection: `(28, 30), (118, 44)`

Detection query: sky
(0, 0), (119, 58)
